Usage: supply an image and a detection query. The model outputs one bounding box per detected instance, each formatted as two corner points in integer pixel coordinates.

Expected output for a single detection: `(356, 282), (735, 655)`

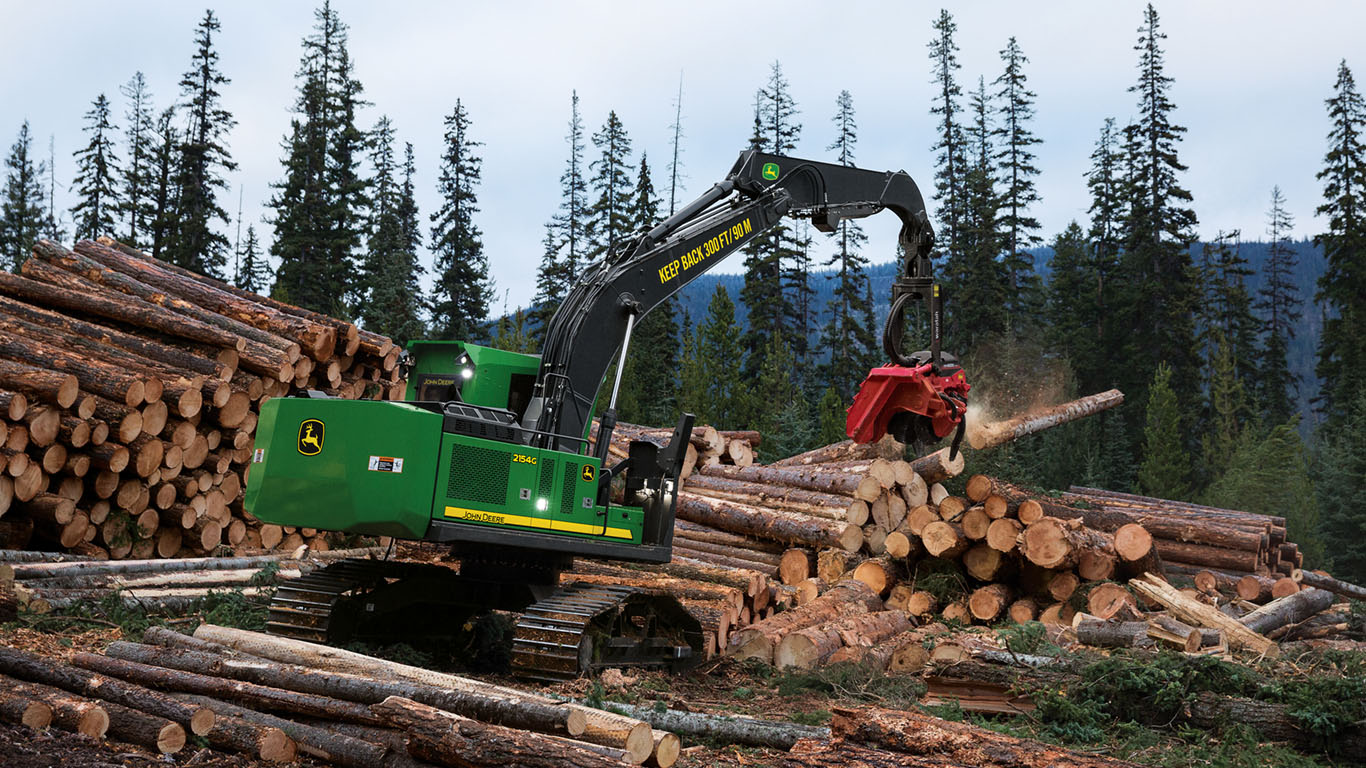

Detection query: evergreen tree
(1137, 362), (1191, 500)
(817, 387), (847, 446)
(740, 61), (803, 376)
(429, 101), (491, 341)
(1045, 222), (1104, 389)
(166, 10), (237, 276)
(1315, 390), (1366, 580)
(678, 285), (746, 428)
(1256, 186), (1303, 423)
(491, 306), (534, 354)
(819, 90), (874, 399)
(0, 122), (46, 271)
(954, 77), (1007, 348)
(1207, 419), (1323, 567)
(1117, 4), (1201, 440)
(269, 2), (368, 314)
(533, 92), (589, 340)
(755, 334), (816, 459)
(992, 36), (1043, 321)
(1196, 232), (1259, 424)
(148, 108), (180, 260)
(618, 154), (679, 426)
(587, 111), (634, 261)
(41, 136), (65, 243)
(359, 119), (424, 344)
(1201, 330), (1246, 481)
(927, 10), (967, 262)
(119, 73), (157, 248)
(235, 224), (271, 293)
(69, 93), (122, 241)
(1082, 118), (1125, 391)
(1313, 60), (1366, 427)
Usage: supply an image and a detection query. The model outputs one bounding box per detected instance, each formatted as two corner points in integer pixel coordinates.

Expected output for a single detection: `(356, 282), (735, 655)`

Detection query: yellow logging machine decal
(658, 218), (753, 284)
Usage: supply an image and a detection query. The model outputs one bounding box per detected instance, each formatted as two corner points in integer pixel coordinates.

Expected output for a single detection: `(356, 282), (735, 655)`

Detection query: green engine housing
(244, 342), (670, 563)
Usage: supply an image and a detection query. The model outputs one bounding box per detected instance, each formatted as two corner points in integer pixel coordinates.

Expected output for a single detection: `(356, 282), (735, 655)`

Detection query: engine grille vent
(447, 444), (509, 505)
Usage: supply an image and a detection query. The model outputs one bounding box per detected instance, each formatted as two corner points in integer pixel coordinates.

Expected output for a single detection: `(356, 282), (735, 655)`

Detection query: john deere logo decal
(581, 465), (595, 482)
(761, 162), (780, 180)
(298, 419), (325, 455)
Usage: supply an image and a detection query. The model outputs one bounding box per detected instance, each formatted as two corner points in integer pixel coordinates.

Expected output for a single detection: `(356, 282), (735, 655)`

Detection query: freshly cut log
(1129, 574), (1278, 657)
(1238, 588), (1335, 635)
(188, 626), (631, 749)
(851, 557), (897, 597)
(0, 645), (213, 734)
(962, 544), (1012, 582)
(774, 611), (912, 669)
(940, 600), (971, 623)
(7, 549), (380, 580)
(727, 579), (882, 663)
(828, 705), (1143, 767)
(968, 389), (1124, 451)
(1046, 571), (1080, 602)
(904, 591), (936, 618)
(1085, 583), (1141, 621)
(1296, 569), (1366, 601)
(677, 494), (862, 552)
(960, 505), (991, 540)
(1019, 518), (1115, 570)
(986, 517), (1023, 553)
(0, 687), (51, 728)
(1008, 598), (1039, 623)
(906, 504), (939, 535)
(1237, 573), (1277, 602)
(968, 584), (1014, 621)
(178, 694), (377, 767)
(0, 358), (79, 408)
(1186, 692), (1366, 755)
(373, 696), (633, 768)
(772, 438), (900, 467)
(777, 548), (814, 586)
(0, 674), (104, 735)
(0, 329), (147, 407)
(921, 521), (968, 558)
(1074, 618), (1153, 648)
(883, 531), (917, 558)
(1147, 614), (1222, 651)
(695, 464), (865, 496)
(909, 447), (964, 483)
(599, 700), (825, 752)
(1154, 539), (1261, 572)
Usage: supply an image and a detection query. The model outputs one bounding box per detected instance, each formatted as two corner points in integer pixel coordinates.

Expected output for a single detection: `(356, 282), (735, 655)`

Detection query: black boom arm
(522, 150), (936, 452)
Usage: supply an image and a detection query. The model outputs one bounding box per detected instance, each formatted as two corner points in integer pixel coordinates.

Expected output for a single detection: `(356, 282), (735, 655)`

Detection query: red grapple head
(846, 362), (970, 445)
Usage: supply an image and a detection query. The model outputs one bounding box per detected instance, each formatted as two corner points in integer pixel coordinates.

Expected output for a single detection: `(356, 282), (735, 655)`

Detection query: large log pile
(0, 238), (403, 559)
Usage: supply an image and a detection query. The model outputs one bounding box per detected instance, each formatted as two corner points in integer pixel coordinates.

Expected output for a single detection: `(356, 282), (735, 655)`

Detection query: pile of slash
(0, 237), (402, 561)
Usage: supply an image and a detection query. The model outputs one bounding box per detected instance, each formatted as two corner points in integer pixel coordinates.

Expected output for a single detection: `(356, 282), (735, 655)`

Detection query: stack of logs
(0, 237), (403, 559)
(0, 624), (683, 767)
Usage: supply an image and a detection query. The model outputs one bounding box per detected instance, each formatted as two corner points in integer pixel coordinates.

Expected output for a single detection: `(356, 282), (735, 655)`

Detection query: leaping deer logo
(298, 419), (325, 455)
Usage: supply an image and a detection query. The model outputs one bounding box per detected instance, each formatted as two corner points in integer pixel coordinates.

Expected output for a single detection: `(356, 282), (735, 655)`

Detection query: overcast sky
(1, 1), (1359, 313)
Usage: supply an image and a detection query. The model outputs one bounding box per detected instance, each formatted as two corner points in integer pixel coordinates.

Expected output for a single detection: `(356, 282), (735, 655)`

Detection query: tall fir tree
(1117, 4), (1201, 441)
(1201, 329), (1246, 482)
(166, 9), (236, 276)
(1137, 362), (1191, 500)
(1045, 222), (1104, 389)
(148, 107), (180, 260)
(269, 2), (368, 315)
(819, 90), (875, 399)
(587, 111), (634, 261)
(677, 285), (746, 428)
(1256, 186), (1303, 423)
(119, 73), (157, 248)
(1082, 117), (1124, 391)
(69, 93), (122, 241)
(235, 224), (271, 293)
(1315, 390), (1366, 580)
(954, 77), (1007, 348)
(928, 10), (967, 262)
(992, 36), (1043, 322)
(1196, 232), (1259, 427)
(618, 154), (679, 426)
(1313, 60), (1366, 428)
(429, 100), (491, 341)
(41, 136), (65, 243)
(363, 127), (425, 346)
(0, 122), (46, 271)
(533, 91), (589, 341)
(740, 61), (803, 378)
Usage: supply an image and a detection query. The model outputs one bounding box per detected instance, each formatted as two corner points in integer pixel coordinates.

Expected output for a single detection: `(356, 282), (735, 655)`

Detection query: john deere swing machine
(244, 149), (970, 681)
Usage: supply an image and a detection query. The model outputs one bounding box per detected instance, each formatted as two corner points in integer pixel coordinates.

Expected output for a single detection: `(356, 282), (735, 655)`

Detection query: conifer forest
(0, 4), (1364, 768)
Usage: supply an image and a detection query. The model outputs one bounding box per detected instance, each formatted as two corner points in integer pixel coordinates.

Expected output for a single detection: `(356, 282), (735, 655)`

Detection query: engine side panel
(246, 398), (443, 538)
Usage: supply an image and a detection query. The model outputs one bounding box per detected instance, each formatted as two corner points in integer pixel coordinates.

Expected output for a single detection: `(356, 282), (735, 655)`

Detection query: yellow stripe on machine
(443, 506), (634, 540)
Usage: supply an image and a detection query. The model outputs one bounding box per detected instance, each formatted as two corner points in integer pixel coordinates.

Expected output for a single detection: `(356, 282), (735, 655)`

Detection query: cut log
(1018, 518), (1115, 570)
(1128, 574), (1278, 657)
(828, 705), (1142, 767)
(1296, 569), (1366, 601)
(1238, 588), (1335, 635)
(1186, 691), (1366, 755)
(986, 517), (1023, 553)
(1085, 583), (1141, 621)
(909, 447), (964, 483)
(677, 494), (862, 552)
(0, 674), (107, 736)
(904, 590), (937, 618)
(968, 584), (1014, 622)
(1008, 598), (1039, 624)
(178, 694), (377, 767)
(727, 579), (882, 663)
(372, 696), (633, 767)
(851, 557), (896, 597)
(968, 389), (1125, 451)
(774, 611), (913, 669)
(599, 700), (825, 751)
(962, 544), (1012, 582)
(921, 521), (968, 559)
(1154, 539), (1261, 572)
(1074, 618), (1153, 648)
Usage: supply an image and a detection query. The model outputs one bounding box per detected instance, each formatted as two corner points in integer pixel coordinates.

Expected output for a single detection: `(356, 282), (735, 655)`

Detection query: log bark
(677, 493), (862, 552)
(1296, 569), (1366, 601)
(1185, 691), (1366, 755)
(0, 674), (104, 735)
(1018, 518), (1115, 570)
(967, 389), (1125, 451)
(0, 358), (79, 408)
(774, 611), (913, 669)
(603, 700), (828, 751)
(828, 705), (1143, 767)
(178, 694), (377, 767)
(773, 438), (900, 467)
(1238, 588), (1335, 635)
(0, 645), (213, 734)
(909, 447), (964, 483)
(372, 696), (632, 768)
(1154, 539), (1262, 572)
